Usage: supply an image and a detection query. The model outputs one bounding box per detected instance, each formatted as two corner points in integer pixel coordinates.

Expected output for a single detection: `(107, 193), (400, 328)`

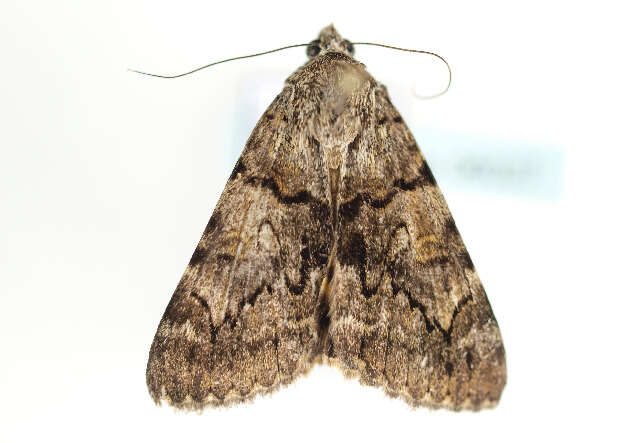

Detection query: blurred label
(414, 128), (565, 201)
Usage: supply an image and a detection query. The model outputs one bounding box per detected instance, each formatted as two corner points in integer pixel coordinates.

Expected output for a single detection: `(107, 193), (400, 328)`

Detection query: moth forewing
(146, 24), (505, 411)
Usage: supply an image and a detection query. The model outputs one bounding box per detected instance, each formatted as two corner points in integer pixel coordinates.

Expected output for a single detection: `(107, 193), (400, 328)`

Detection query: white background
(2, 1), (639, 442)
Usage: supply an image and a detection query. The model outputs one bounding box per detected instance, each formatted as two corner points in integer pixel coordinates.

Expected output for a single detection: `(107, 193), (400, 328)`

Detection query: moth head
(306, 24), (355, 59)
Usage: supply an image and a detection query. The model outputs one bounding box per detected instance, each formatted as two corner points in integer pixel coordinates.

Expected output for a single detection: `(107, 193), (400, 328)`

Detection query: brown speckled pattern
(146, 25), (506, 411)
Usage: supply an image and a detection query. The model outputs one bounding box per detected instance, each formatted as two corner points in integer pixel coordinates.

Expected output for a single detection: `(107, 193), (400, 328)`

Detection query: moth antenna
(352, 42), (452, 99)
(128, 43), (309, 79)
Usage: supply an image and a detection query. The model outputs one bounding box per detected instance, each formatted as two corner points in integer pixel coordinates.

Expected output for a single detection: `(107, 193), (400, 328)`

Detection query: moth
(146, 25), (506, 410)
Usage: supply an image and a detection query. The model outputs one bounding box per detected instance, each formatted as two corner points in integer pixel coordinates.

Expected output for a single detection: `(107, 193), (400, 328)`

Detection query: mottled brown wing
(146, 92), (332, 408)
(327, 86), (507, 410)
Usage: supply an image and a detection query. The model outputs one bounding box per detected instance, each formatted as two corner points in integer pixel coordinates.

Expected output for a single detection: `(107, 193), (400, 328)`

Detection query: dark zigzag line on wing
(188, 291), (219, 344)
(190, 234), (325, 342)
(285, 234), (311, 295)
(229, 171), (332, 296)
(339, 160), (436, 222)
(227, 283), (274, 329)
(338, 218), (465, 302)
(283, 231), (329, 297)
(189, 174), (330, 340)
(337, 218), (473, 343)
(189, 285), (274, 345)
(396, 282), (473, 345)
(241, 158), (434, 214)
(245, 175), (316, 205)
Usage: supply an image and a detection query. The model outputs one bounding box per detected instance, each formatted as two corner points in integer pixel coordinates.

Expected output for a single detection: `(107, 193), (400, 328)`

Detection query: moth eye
(306, 40), (321, 57)
(345, 40), (355, 56)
